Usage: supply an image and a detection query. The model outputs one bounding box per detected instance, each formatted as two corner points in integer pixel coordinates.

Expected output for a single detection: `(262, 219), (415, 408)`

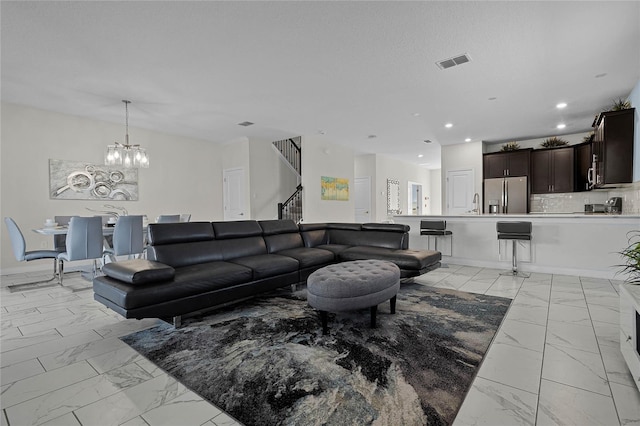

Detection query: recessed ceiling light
(465, 138), (471, 142)
(557, 123), (566, 129)
(445, 123), (453, 128)
(418, 154), (424, 158)
(412, 112), (421, 117)
(595, 73), (607, 78)
(556, 102), (567, 109)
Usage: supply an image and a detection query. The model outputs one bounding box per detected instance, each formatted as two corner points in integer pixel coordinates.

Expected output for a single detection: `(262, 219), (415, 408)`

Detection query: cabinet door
(551, 148), (574, 193)
(483, 153), (508, 178)
(602, 109), (634, 185)
(531, 150), (551, 194)
(506, 150), (530, 177)
(574, 143), (592, 192)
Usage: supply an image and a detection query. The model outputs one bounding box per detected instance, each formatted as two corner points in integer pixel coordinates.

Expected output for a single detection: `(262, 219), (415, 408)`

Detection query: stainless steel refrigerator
(484, 176), (528, 214)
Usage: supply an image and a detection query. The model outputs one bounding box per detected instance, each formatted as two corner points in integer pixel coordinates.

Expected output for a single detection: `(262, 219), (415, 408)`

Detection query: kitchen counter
(394, 214), (639, 279)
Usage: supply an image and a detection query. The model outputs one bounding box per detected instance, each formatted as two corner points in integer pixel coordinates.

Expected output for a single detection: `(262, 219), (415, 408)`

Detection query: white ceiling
(2, 1), (639, 169)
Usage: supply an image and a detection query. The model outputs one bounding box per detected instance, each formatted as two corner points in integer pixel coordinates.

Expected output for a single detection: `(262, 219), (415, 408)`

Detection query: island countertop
(393, 214), (639, 279)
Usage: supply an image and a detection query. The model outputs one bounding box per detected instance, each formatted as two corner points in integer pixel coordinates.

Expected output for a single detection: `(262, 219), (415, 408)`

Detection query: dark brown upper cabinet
(531, 147), (574, 194)
(574, 142), (593, 192)
(592, 108), (635, 187)
(483, 149), (531, 179)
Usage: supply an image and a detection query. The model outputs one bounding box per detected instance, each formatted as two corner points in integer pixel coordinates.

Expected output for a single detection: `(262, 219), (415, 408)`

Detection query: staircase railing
(272, 137), (301, 176)
(278, 184), (303, 223)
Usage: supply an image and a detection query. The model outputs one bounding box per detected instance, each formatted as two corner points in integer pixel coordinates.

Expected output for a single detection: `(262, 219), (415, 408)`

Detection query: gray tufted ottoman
(307, 259), (401, 335)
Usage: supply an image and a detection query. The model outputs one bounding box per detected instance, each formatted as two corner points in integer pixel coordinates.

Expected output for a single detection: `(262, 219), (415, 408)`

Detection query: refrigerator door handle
(504, 180), (508, 214)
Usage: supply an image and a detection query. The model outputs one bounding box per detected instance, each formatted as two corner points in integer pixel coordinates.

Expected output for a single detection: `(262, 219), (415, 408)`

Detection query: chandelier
(105, 100), (149, 168)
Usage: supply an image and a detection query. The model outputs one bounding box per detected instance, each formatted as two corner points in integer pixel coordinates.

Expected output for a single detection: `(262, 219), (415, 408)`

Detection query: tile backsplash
(530, 182), (640, 215)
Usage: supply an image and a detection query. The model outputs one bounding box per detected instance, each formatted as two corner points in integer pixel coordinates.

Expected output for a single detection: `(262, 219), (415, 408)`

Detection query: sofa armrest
(102, 259), (175, 285)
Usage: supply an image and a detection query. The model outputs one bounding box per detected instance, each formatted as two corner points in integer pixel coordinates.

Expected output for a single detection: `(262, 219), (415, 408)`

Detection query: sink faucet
(472, 193), (480, 215)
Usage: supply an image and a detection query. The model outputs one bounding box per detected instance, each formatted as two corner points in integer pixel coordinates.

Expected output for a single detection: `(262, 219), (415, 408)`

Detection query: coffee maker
(604, 197), (622, 214)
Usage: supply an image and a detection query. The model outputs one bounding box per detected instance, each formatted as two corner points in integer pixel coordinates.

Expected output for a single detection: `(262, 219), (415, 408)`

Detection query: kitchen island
(395, 214), (640, 279)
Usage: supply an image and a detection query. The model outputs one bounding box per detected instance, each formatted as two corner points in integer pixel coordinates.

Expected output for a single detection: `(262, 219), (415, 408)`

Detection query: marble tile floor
(1, 265), (639, 425)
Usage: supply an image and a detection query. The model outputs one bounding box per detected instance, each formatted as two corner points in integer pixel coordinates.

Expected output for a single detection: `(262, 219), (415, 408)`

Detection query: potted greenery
(500, 141), (520, 152)
(541, 137), (569, 148)
(609, 98), (632, 111)
(619, 231), (640, 284)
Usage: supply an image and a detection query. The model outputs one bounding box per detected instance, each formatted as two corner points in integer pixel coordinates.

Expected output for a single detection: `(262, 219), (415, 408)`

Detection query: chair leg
(7, 259), (60, 292)
(58, 259), (64, 285)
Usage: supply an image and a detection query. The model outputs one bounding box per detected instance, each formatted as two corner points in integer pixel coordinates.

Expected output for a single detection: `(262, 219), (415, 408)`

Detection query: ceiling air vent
(238, 121), (254, 127)
(436, 53), (471, 70)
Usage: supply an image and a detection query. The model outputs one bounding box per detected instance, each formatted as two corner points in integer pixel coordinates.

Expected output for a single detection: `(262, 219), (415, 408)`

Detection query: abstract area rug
(121, 282), (511, 426)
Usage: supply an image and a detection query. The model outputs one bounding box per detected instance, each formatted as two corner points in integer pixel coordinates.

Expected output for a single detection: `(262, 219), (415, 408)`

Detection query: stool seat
(420, 220), (453, 258)
(496, 221), (532, 277)
(420, 229), (453, 236)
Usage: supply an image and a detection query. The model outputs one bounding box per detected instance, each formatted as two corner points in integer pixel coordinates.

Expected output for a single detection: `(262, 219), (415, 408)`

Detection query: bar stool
(497, 221), (532, 277)
(420, 220), (453, 256)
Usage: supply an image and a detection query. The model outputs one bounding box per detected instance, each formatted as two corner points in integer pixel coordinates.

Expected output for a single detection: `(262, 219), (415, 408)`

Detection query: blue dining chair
(57, 216), (104, 285)
(4, 217), (60, 290)
(103, 215), (144, 262)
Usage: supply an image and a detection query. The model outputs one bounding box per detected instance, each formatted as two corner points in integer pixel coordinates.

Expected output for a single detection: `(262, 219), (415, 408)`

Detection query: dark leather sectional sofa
(93, 219), (441, 324)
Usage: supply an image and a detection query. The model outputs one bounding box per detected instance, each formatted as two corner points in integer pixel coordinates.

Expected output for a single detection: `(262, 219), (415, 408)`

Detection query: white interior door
(446, 169), (474, 215)
(408, 181), (423, 215)
(223, 168), (246, 220)
(354, 177), (371, 223)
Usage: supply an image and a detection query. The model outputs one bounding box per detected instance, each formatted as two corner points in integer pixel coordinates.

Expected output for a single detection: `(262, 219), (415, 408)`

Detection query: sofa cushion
(93, 261), (253, 310)
(102, 259), (175, 285)
(264, 233), (304, 253)
(259, 219), (299, 235)
(228, 254), (300, 279)
(148, 222), (215, 245)
(315, 244), (351, 256)
(361, 223), (410, 233)
(148, 240), (224, 268)
(339, 246), (441, 271)
(276, 247), (335, 267)
(212, 220), (263, 239)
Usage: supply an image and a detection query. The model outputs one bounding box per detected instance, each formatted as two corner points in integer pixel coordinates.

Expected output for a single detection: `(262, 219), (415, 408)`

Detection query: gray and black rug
(121, 282), (511, 426)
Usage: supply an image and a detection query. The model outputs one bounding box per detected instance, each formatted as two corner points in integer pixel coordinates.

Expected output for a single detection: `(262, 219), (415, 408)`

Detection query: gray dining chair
(4, 217), (60, 290)
(179, 214), (191, 222)
(103, 215), (144, 262)
(156, 214), (180, 223)
(57, 216), (104, 285)
(53, 215), (74, 253)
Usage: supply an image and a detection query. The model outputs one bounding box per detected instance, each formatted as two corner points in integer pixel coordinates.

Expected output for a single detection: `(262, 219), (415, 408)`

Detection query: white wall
(301, 136), (355, 223)
(375, 155), (430, 222)
(249, 137), (299, 220)
(1, 103), (221, 273)
(429, 169), (442, 214)
(440, 142), (483, 214)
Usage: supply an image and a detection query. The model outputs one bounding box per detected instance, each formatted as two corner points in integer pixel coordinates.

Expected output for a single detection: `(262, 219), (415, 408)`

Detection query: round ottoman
(307, 259), (401, 335)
